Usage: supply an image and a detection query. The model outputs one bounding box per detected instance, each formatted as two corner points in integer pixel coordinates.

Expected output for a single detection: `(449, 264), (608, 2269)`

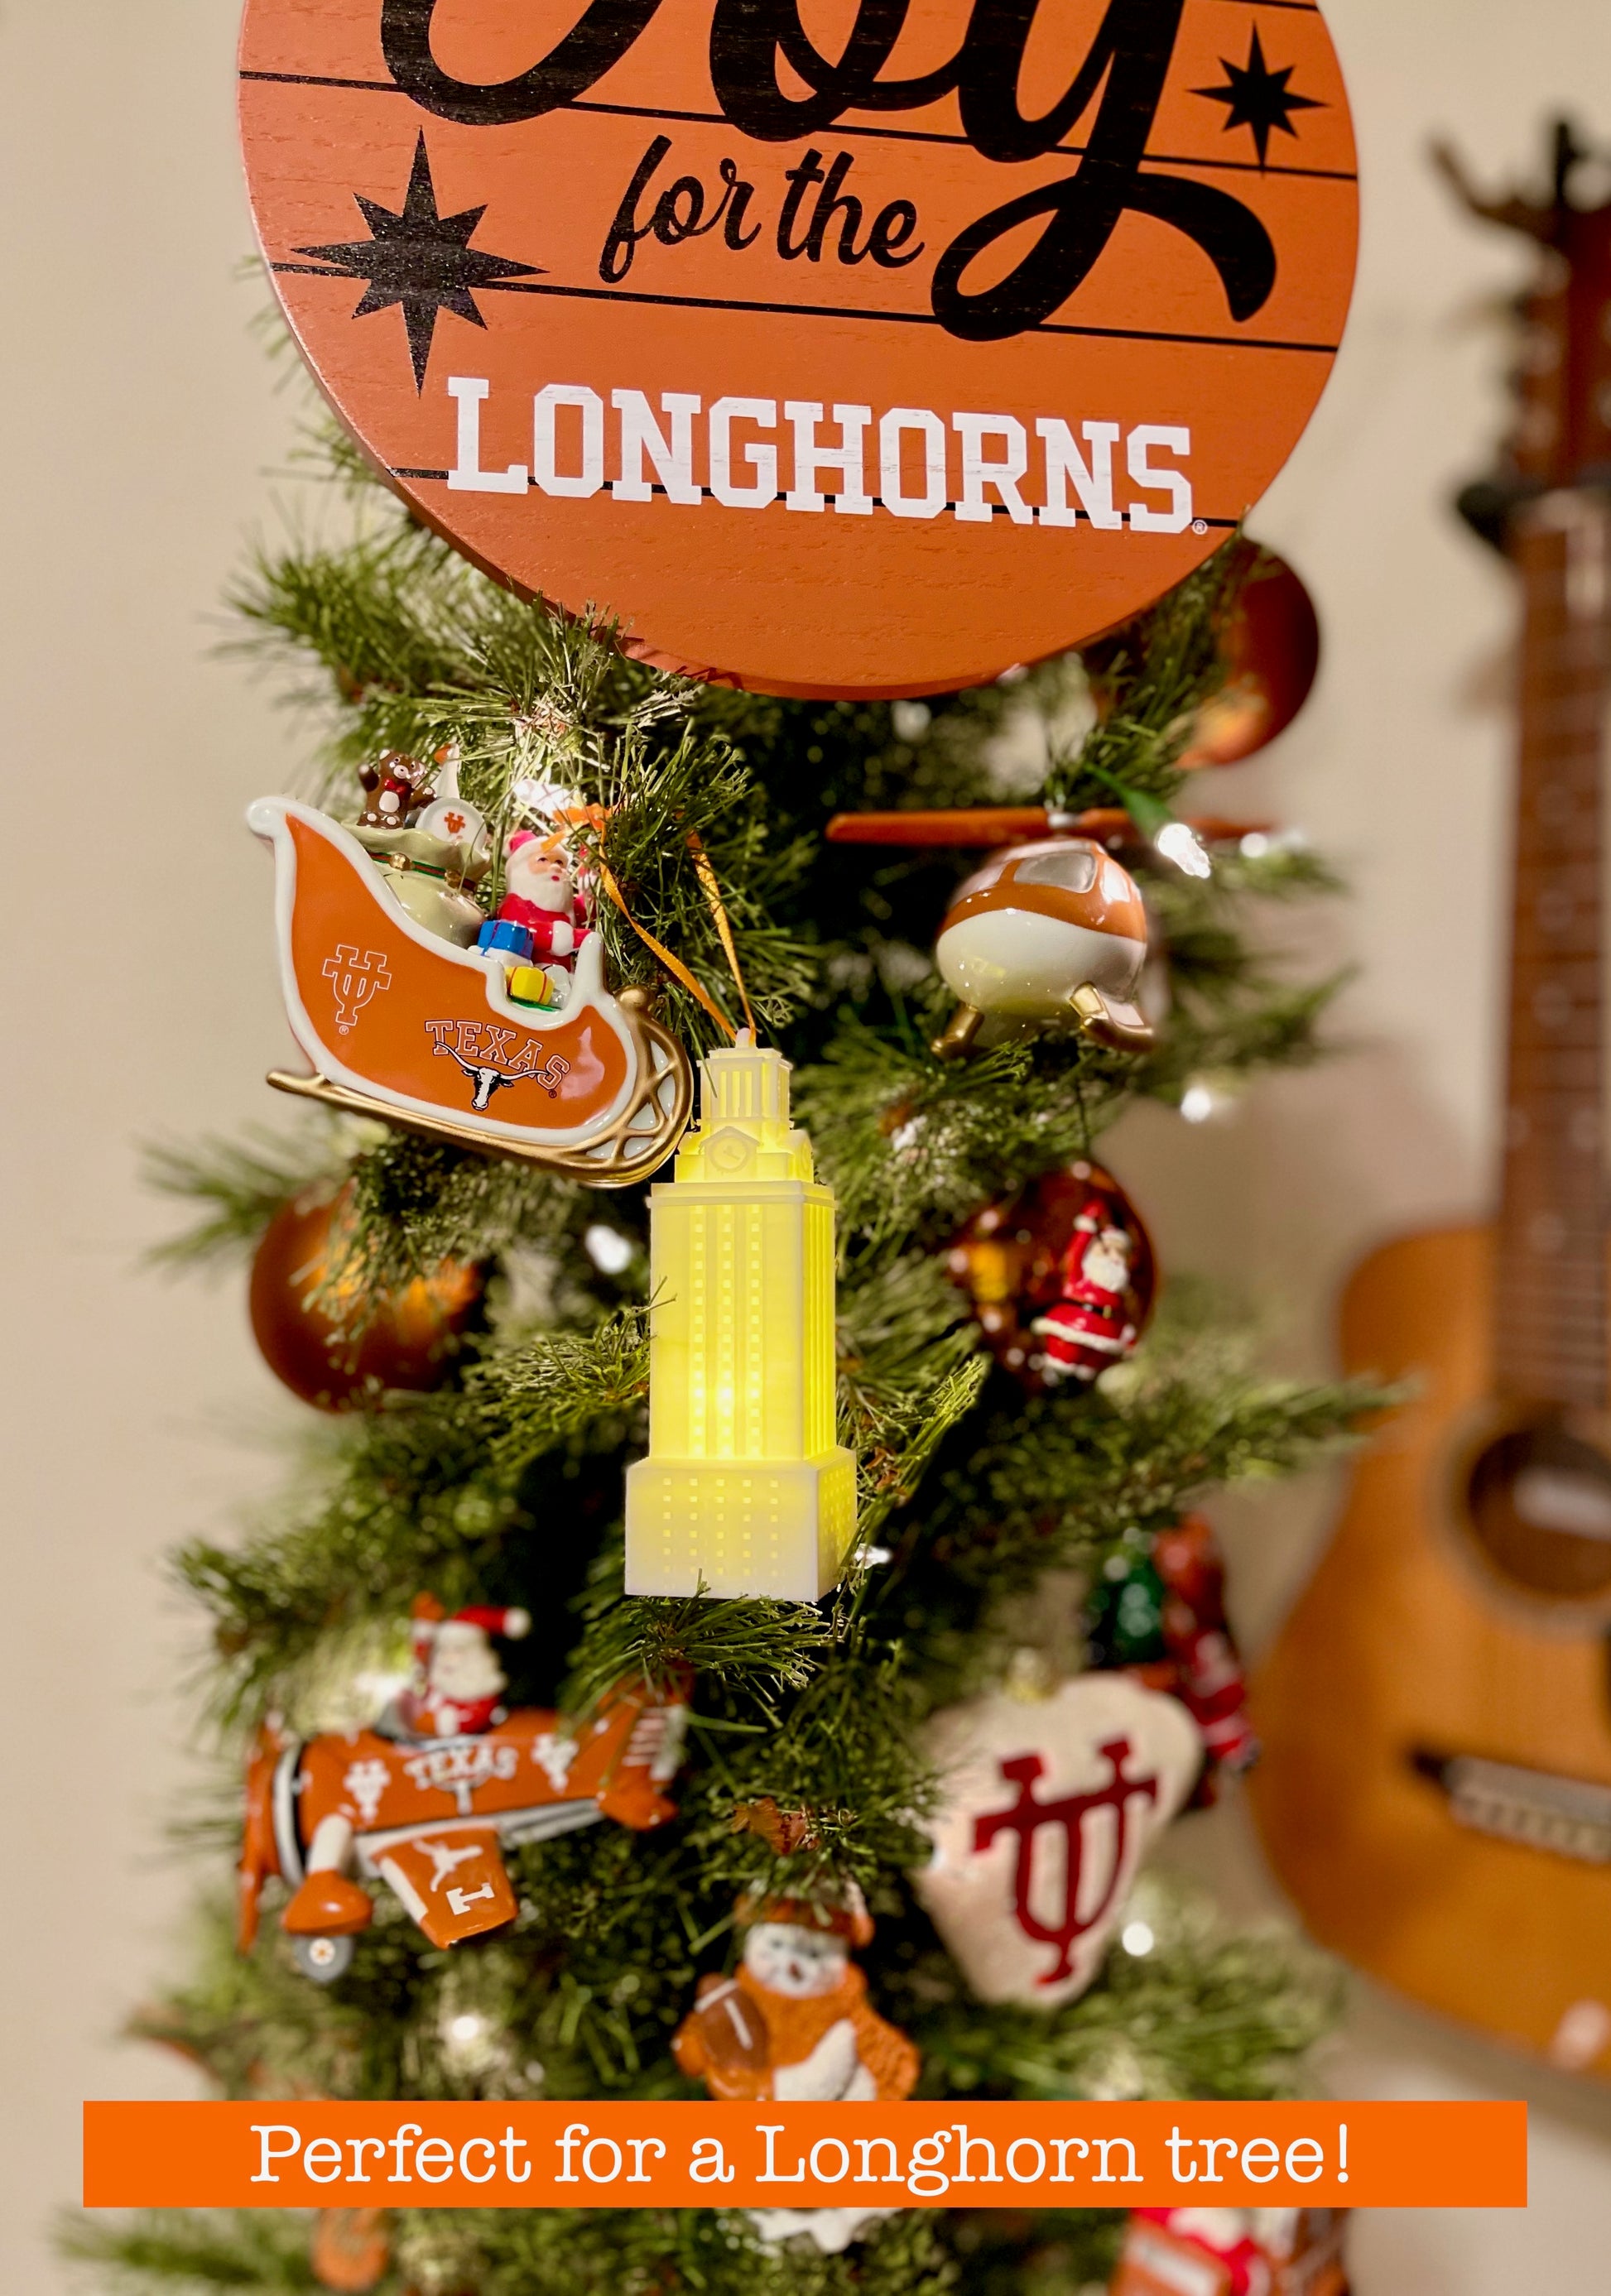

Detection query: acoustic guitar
(1248, 124), (1611, 2078)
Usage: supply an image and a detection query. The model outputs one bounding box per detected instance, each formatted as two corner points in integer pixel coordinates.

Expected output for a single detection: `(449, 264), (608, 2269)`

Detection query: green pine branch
(60, 2208), (325, 2291)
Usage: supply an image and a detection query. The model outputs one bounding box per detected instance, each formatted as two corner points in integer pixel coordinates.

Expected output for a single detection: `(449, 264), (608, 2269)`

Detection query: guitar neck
(1495, 492), (1611, 1410)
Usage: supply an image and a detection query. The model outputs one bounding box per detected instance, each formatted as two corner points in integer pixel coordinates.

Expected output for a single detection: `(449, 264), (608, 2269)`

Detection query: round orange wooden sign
(239, 2), (1357, 698)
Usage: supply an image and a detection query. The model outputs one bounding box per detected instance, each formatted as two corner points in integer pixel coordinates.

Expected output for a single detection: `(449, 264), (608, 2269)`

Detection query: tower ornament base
(628, 1454), (857, 1602)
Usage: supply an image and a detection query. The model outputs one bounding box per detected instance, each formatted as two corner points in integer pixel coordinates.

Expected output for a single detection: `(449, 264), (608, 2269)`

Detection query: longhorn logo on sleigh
(248, 795), (692, 1184)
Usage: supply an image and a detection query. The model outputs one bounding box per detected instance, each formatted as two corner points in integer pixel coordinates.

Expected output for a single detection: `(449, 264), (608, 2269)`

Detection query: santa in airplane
(395, 1596), (531, 1739)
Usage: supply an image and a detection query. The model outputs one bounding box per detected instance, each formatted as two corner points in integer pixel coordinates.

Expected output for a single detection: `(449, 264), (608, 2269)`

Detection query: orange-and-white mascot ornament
(675, 1891), (917, 2256)
(1031, 1194), (1142, 1385)
(674, 1891), (917, 2105)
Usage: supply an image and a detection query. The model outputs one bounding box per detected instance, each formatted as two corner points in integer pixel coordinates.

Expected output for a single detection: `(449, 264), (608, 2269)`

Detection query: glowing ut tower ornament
(625, 1034), (857, 1601)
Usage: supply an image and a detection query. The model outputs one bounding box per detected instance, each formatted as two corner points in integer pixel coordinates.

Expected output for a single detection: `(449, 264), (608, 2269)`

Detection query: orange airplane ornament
(249, 795), (691, 1183)
(238, 1600), (690, 1981)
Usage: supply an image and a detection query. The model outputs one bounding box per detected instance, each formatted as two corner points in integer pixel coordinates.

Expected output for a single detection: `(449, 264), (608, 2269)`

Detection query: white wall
(3, 1), (1610, 2288)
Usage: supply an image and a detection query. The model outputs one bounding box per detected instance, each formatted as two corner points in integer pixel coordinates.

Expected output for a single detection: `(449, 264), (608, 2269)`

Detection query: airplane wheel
(293, 1933), (354, 1984)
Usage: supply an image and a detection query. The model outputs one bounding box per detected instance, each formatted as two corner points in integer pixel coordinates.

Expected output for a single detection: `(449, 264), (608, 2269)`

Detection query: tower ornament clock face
(238, 0), (1359, 699)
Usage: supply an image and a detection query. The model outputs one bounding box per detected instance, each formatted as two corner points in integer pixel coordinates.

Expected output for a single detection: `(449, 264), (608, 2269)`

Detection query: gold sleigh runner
(249, 799), (692, 1183)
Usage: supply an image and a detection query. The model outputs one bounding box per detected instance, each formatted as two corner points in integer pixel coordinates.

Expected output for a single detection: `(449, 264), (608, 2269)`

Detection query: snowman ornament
(674, 1891), (917, 2255)
(673, 1891), (916, 2103)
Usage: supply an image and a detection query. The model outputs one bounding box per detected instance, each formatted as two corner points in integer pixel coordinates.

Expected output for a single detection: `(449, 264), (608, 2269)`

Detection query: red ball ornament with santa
(396, 1595), (531, 1740)
(946, 1161), (1157, 1396)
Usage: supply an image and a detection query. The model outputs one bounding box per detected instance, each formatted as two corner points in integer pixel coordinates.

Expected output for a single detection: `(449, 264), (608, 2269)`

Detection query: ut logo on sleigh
(238, 1679), (689, 1981)
(249, 798), (690, 1184)
(322, 946), (391, 1034)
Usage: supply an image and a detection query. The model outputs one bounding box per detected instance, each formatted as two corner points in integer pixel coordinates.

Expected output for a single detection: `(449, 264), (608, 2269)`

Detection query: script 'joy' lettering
(381, 0), (1272, 339)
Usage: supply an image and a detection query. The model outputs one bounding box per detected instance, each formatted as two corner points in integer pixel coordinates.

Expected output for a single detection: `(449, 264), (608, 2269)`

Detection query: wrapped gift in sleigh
(249, 798), (692, 1184)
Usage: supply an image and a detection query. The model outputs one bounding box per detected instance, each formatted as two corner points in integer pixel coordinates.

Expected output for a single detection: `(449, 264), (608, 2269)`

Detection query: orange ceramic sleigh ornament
(249, 797), (692, 1182)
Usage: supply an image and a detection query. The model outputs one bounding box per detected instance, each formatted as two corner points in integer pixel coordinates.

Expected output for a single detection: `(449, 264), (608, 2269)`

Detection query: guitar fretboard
(1495, 495), (1611, 1410)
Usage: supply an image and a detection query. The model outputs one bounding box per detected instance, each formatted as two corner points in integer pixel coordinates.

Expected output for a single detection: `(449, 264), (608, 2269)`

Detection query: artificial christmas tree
(70, 358), (1381, 2294)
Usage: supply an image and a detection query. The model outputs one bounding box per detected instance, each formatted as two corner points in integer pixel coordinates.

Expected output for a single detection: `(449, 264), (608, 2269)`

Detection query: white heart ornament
(915, 1674), (1202, 2007)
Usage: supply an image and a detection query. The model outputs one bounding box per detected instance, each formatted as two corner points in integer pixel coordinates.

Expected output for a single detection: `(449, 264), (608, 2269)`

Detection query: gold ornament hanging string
(594, 833), (754, 1043)
(685, 831), (757, 1039)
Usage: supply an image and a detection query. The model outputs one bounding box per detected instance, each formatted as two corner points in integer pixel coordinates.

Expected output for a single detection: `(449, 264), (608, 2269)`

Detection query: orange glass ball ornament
(1176, 540), (1321, 768)
(248, 1185), (484, 1411)
(310, 2207), (390, 2294)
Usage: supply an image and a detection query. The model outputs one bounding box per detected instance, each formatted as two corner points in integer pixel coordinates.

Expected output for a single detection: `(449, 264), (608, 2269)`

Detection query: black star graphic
(297, 134), (541, 391)
(1193, 26), (1325, 170)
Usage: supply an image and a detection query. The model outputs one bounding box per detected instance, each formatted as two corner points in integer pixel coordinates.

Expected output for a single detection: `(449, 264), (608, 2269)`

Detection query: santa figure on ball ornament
(1032, 1194), (1142, 1385)
(947, 1160), (1155, 1395)
(396, 1594), (531, 1739)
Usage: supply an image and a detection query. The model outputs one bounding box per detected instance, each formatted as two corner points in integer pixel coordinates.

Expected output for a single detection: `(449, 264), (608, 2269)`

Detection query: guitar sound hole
(1465, 1424), (1611, 1602)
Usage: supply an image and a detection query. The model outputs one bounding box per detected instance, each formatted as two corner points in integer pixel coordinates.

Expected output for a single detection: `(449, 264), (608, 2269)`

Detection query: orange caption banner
(84, 2100), (1524, 2211)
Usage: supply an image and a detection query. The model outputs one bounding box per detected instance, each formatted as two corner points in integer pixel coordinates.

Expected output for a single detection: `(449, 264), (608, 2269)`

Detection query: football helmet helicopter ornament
(931, 835), (1153, 1059)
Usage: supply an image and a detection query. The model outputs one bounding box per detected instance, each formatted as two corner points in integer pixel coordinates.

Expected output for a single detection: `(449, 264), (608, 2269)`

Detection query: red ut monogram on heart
(973, 1738), (1159, 1986)
(321, 944), (393, 1033)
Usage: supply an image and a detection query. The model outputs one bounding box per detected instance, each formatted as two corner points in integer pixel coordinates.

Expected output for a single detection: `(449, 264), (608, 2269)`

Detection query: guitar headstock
(1439, 121), (1611, 534)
